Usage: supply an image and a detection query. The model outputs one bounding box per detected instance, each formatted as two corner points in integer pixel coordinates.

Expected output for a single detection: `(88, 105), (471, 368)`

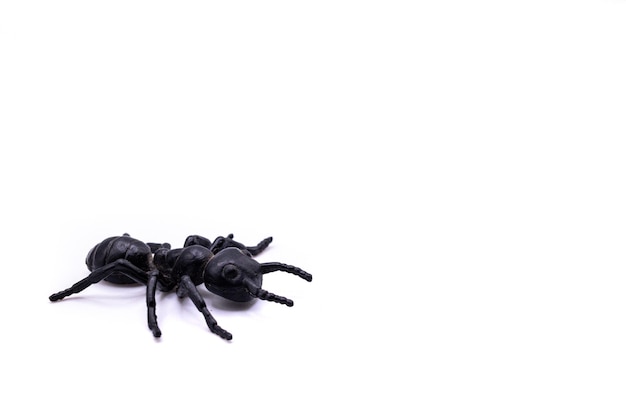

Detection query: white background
(1, 1), (625, 415)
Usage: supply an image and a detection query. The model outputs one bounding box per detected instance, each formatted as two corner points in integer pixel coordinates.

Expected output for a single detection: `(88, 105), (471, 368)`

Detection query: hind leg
(49, 259), (150, 301)
(50, 260), (163, 337)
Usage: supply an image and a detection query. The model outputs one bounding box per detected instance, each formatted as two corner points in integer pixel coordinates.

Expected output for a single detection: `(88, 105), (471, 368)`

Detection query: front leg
(185, 234), (272, 257)
(178, 275), (232, 340)
(243, 236), (273, 256)
(210, 235), (273, 256)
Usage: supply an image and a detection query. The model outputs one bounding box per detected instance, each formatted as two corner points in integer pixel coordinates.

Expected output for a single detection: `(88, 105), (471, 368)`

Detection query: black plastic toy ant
(49, 233), (312, 340)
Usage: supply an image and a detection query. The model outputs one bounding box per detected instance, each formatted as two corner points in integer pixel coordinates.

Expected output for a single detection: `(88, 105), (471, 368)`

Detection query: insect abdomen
(85, 235), (152, 284)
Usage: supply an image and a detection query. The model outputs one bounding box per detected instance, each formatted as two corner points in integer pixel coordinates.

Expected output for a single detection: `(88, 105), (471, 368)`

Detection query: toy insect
(49, 233), (312, 340)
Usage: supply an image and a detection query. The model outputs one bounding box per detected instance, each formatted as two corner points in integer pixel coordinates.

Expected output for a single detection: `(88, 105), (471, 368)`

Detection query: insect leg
(208, 234), (273, 256)
(178, 275), (232, 340)
(146, 271), (161, 337)
(48, 259), (149, 301)
(245, 236), (273, 256)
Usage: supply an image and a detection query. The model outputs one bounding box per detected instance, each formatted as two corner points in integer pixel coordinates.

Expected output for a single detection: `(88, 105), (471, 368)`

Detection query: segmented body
(85, 235), (152, 284)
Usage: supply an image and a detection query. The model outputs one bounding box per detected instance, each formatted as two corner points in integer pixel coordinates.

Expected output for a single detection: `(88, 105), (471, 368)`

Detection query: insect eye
(222, 264), (241, 281)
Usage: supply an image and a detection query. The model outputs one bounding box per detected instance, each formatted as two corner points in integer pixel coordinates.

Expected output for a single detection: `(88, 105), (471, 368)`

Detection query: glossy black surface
(49, 233), (312, 340)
